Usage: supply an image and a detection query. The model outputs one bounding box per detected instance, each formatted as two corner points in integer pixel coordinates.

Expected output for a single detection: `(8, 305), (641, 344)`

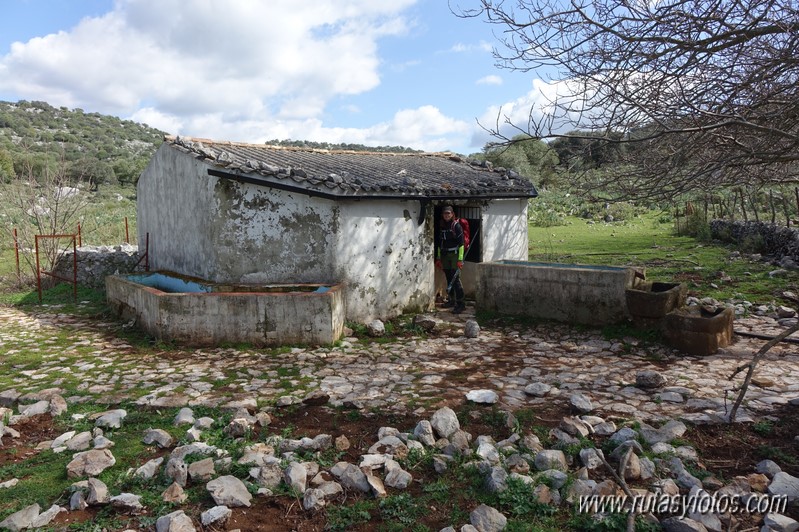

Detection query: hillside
(0, 100), (165, 186)
(0, 100), (428, 190)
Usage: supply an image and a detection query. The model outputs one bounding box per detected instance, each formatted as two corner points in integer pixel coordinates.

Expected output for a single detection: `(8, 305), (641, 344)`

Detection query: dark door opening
(433, 204), (482, 263)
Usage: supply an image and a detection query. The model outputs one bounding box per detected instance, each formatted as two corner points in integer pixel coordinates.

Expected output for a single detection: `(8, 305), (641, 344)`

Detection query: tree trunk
(770, 189), (777, 224)
(728, 322), (799, 422)
(795, 187), (799, 220)
(739, 188), (748, 221)
(750, 188), (760, 222)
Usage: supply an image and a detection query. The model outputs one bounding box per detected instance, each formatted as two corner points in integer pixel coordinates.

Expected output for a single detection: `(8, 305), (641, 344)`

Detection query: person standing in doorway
(435, 205), (465, 314)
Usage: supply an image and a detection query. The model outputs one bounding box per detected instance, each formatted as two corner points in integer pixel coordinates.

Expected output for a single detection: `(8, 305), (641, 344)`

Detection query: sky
(0, 0), (561, 155)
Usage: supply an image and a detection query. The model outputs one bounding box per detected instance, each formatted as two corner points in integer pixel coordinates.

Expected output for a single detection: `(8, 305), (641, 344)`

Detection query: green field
(528, 213), (798, 304)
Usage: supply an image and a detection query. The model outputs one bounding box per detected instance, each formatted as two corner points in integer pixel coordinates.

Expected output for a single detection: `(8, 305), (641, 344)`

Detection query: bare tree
(456, 0), (799, 200)
(0, 151), (89, 286)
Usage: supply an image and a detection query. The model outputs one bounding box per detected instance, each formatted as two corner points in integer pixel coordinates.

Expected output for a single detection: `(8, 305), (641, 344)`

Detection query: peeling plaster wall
(138, 146), (335, 284)
(334, 201), (434, 322)
(210, 180), (336, 284)
(480, 199), (529, 262)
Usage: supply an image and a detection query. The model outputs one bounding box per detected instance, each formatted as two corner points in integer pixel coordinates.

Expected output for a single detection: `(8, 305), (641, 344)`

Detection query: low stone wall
(476, 260), (637, 325)
(710, 220), (799, 265)
(53, 244), (143, 289)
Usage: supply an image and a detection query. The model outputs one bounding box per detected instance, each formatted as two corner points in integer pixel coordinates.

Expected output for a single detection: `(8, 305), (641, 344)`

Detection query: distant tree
(458, 0), (799, 200)
(0, 148), (14, 182)
(550, 131), (627, 172)
(481, 135), (560, 188)
(68, 158), (115, 190)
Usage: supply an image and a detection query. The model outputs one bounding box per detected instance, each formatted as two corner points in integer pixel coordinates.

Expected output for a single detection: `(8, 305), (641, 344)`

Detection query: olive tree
(457, 0), (799, 200)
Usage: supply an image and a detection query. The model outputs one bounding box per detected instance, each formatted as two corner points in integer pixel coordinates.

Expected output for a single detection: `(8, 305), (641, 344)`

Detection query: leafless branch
(454, 0), (799, 200)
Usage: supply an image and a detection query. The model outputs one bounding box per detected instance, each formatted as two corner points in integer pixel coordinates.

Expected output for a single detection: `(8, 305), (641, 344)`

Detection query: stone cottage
(137, 136), (537, 322)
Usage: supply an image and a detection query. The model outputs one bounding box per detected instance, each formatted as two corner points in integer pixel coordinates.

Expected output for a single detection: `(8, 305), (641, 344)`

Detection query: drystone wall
(53, 244), (143, 289)
(710, 220), (799, 267)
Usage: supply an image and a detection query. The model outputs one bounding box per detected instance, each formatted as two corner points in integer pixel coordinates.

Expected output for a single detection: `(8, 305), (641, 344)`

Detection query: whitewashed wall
(480, 198), (529, 261)
(333, 201), (434, 322)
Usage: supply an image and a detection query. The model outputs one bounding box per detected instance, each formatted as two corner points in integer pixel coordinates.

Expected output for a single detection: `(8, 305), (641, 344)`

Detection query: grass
(528, 212), (798, 303)
(0, 403), (197, 519)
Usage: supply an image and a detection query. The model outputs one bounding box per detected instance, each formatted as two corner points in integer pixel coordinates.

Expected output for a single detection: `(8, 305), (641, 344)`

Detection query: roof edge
(165, 134), (462, 160)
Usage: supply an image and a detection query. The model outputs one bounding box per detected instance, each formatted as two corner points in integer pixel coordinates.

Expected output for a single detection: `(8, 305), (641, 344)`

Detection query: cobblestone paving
(1, 304), (797, 423)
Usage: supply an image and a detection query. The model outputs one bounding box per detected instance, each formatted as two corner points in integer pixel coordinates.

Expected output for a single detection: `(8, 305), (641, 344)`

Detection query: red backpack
(457, 218), (471, 250)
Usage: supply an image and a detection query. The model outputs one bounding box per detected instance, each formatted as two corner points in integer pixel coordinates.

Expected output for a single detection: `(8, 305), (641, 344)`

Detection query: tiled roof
(166, 135), (537, 199)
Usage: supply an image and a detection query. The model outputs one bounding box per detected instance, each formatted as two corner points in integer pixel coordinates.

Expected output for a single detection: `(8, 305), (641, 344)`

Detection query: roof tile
(167, 135), (537, 198)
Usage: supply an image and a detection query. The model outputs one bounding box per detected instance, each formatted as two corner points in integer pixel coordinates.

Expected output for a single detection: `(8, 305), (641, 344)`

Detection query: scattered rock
(110, 493), (144, 513)
(0, 503), (40, 531)
(86, 477), (110, 505)
(162, 482), (188, 503)
(284, 462), (308, 493)
(755, 459), (782, 478)
(333, 462), (370, 493)
(19, 400), (50, 417)
(470, 503), (508, 532)
(201, 505), (232, 528)
(464, 320), (480, 338)
(768, 471), (799, 502)
(762, 512), (799, 532)
(49, 395), (68, 416)
(466, 389), (498, 404)
(430, 407), (460, 439)
(206, 475), (252, 507)
(412, 314), (437, 332)
(188, 458), (215, 482)
(534, 450), (568, 472)
(94, 409), (127, 429)
(143, 428), (174, 449)
(636, 370), (667, 389)
(174, 408), (195, 426)
(66, 449), (116, 478)
(367, 319), (385, 336)
(524, 382), (552, 397)
(155, 510), (196, 532)
(303, 488), (327, 511)
(569, 393), (594, 413)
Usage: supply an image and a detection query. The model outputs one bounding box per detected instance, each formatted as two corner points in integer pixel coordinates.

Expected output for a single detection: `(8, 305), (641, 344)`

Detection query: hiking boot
(442, 300), (454, 308)
(452, 303), (466, 314)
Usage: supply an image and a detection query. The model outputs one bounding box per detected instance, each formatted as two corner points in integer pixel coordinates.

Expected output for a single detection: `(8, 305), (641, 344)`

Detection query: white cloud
(296, 106), (472, 153)
(0, 0), (416, 133)
(448, 41), (493, 53)
(471, 78), (583, 148)
(476, 75), (502, 86)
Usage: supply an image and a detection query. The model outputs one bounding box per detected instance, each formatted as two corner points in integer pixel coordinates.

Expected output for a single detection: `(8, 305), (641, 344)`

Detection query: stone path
(1, 304), (798, 423)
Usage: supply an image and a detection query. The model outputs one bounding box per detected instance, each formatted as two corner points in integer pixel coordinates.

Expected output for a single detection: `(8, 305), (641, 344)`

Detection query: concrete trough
(476, 260), (637, 325)
(106, 271), (345, 346)
(664, 306), (734, 356)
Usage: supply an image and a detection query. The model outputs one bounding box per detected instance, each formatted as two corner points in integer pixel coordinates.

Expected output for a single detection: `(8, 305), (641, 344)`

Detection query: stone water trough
(106, 271), (344, 347)
(475, 260), (639, 326)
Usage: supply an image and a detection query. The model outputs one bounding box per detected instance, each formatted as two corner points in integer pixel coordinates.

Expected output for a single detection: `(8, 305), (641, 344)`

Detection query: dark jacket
(436, 219), (464, 260)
